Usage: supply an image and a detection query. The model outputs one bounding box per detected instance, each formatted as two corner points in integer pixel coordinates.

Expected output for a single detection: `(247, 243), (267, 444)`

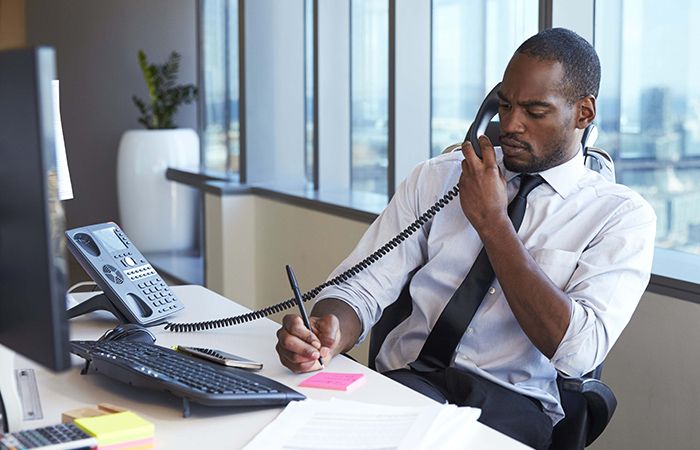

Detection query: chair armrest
(559, 377), (617, 446)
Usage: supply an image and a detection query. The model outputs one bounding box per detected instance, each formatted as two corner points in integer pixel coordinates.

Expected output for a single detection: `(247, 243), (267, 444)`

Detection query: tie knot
(516, 174), (544, 198)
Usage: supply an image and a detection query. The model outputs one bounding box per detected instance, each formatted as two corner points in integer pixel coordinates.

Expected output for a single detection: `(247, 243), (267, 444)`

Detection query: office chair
(368, 123), (617, 449)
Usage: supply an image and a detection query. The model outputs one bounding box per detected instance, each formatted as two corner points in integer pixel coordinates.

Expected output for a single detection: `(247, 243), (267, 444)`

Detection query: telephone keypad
(133, 275), (181, 315)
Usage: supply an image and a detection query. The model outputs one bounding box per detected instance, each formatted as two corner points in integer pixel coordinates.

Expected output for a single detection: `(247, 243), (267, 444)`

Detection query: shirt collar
(499, 145), (586, 199)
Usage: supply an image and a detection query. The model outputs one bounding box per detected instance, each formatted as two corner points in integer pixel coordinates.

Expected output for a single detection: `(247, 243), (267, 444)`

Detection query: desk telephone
(65, 222), (185, 325)
(164, 83), (503, 332)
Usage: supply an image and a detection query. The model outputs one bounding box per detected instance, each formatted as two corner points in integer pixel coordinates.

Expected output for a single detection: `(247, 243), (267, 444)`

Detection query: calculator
(0, 423), (97, 450)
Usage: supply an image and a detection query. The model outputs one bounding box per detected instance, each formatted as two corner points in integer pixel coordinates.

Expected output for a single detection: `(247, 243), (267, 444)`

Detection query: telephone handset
(65, 222), (185, 326)
(465, 82), (502, 158)
(165, 84), (502, 333)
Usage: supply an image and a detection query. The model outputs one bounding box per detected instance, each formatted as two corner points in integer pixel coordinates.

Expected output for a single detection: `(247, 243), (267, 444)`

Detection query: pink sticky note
(299, 372), (366, 391)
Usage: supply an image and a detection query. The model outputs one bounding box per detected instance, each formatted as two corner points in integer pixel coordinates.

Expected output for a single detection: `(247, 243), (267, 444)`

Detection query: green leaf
(132, 50), (197, 129)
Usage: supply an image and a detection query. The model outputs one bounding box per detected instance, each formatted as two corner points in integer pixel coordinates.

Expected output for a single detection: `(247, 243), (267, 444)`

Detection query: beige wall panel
(0, 0), (25, 49)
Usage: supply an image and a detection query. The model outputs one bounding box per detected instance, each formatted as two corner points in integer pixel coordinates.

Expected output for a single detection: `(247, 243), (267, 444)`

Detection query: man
(275, 28), (656, 449)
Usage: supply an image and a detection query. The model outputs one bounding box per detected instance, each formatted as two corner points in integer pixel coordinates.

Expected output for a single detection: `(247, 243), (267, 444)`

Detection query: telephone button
(123, 257), (137, 267)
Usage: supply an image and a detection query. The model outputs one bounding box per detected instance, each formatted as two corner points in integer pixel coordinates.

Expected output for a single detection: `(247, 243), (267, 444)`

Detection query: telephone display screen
(93, 227), (127, 251)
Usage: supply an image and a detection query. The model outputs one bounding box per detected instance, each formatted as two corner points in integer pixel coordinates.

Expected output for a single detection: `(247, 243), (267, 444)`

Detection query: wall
(205, 194), (371, 362)
(0, 0), (24, 49)
(207, 196), (700, 448)
(591, 291), (700, 450)
(24, 0), (197, 229)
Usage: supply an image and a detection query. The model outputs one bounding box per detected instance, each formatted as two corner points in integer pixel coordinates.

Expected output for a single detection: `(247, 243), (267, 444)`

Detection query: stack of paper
(74, 411), (155, 450)
(243, 399), (481, 450)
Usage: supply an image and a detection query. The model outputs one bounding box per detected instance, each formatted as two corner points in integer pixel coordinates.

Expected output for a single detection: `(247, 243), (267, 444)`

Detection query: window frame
(194, 0), (700, 303)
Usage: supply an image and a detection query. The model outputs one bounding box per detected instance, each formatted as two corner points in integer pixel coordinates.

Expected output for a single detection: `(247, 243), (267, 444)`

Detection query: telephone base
(66, 293), (129, 323)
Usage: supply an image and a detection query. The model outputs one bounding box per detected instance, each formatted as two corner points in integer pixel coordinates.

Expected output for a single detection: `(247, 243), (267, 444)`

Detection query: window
(304, 0), (315, 187)
(351, 0), (389, 196)
(431, 0), (538, 156)
(595, 0), (700, 257)
(200, 0), (240, 176)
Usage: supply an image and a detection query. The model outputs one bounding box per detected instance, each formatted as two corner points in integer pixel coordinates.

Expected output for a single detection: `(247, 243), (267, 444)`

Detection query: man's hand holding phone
(276, 313), (340, 373)
(459, 135), (509, 233)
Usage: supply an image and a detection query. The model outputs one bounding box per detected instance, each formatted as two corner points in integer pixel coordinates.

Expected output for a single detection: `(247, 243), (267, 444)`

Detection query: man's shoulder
(403, 151), (462, 185)
(425, 150), (463, 167)
(584, 171), (656, 220)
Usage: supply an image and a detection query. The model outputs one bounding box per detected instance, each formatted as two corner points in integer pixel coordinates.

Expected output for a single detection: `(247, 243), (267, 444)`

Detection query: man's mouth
(500, 137), (530, 152)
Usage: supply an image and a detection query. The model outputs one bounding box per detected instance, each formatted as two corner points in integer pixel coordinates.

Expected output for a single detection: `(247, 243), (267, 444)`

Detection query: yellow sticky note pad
(74, 411), (154, 446)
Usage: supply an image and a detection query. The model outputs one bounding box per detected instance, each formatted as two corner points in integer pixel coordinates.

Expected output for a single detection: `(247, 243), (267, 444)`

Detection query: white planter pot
(116, 128), (200, 253)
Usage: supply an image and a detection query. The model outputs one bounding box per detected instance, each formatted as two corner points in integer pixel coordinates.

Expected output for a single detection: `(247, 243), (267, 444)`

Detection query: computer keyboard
(70, 340), (305, 416)
(0, 422), (97, 450)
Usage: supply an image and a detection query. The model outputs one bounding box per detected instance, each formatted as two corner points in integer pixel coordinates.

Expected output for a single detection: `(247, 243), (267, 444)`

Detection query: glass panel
(304, 0), (315, 186)
(200, 0), (240, 175)
(351, 0), (389, 196)
(431, 0), (538, 156)
(595, 0), (700, 255)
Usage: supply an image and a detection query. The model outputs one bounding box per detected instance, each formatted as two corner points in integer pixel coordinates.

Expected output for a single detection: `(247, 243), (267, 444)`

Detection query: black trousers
(384, 367), (553, 450)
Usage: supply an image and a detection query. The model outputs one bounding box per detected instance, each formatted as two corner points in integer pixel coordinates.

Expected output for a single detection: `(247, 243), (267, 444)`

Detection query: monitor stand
(0, 344), (22, 432)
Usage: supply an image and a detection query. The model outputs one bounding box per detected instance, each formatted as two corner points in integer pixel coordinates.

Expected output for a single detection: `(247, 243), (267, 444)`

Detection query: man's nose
(499, 109), (526, 135)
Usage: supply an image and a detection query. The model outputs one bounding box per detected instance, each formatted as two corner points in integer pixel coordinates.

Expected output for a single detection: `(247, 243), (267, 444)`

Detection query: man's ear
(575, 95), (596, 129)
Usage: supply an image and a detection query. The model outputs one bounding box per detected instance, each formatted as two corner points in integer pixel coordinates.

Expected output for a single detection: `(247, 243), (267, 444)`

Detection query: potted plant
(117, 50), (200, 253)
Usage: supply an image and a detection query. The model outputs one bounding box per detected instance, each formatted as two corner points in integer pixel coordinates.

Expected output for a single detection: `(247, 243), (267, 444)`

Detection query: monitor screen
(0, 47), (71, 372)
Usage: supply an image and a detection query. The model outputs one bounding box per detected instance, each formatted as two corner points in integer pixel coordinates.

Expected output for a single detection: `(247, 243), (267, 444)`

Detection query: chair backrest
(369, 121), (617, 448)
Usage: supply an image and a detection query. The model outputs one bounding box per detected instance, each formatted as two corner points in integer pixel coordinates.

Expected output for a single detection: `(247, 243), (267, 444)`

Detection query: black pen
(285, 264), (324, 369)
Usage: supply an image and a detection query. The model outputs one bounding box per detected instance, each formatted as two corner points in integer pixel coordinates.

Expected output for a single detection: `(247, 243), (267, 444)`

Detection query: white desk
(15, 285), (528, 449)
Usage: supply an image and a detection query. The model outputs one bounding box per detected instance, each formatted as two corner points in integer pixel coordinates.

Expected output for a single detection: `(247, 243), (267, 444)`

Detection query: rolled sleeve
(551, 196), (656, 377)
(313, 161), (434, 343)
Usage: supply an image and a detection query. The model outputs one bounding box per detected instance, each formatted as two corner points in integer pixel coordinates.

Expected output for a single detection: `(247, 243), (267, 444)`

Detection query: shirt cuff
(313, 287), (371, 344)
(550, 295), (595, 378)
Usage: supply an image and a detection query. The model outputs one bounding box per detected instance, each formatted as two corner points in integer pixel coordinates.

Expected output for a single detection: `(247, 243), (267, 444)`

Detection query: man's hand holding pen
(277, 265), (341, 373)
(276, 313), (341, 373)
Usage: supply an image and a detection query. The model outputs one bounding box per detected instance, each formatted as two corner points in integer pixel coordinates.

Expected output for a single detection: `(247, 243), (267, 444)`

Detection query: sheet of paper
(52, 80), (73, 201)
(242, 399), (480, 450)
(419, 404), (482, 449)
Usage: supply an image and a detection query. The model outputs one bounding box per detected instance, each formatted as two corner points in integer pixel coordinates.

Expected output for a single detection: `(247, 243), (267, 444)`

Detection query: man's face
(497, 53), (586, 173)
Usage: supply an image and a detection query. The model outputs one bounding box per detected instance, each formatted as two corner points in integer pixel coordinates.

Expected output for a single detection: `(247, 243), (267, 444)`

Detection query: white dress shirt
(315, 148), (656, 424)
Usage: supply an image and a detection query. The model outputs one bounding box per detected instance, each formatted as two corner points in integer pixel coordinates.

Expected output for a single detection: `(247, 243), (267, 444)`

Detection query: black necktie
(410, 174), (545, 372)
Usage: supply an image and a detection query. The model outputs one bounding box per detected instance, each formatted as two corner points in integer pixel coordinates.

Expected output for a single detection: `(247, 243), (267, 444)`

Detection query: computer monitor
(0, 47), (71, 431)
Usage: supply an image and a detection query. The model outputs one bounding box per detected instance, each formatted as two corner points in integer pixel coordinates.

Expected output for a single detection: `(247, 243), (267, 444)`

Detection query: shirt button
(488, 287), (496, 294)
(466, 327), (474, 335)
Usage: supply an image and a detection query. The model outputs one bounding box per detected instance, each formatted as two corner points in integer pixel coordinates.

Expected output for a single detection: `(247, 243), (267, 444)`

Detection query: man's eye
(527, 110), (546, 118)
(498, 103), (510, 110)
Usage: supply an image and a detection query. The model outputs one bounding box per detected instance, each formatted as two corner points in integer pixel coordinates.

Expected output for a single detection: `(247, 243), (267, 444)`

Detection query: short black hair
(515, 27), (600, 103)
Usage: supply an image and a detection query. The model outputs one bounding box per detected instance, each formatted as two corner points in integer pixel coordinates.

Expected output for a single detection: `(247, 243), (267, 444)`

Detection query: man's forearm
(311, 298), (363, 355)
(479, 219), (572, 358)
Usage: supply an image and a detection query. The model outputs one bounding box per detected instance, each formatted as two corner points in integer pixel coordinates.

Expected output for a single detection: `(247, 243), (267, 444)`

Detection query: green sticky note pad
(74, 411), (154, 446)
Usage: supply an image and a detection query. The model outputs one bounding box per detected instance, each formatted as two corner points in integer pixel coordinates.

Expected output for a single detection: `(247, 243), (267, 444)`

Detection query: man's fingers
(276, 341), (319, 363)
(313, 315), (340, 349)
(275, 342), (322, 373)
(276, 329), (321, 361)
(282, 314), (321, 348)
(461, 140), (481, 165)
(277, 314), (338, 373)
(478, 135), (498, 167)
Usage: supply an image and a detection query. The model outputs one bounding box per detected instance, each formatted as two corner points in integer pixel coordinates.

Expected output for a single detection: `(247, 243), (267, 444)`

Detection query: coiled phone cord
(164, 184), (461, 332)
